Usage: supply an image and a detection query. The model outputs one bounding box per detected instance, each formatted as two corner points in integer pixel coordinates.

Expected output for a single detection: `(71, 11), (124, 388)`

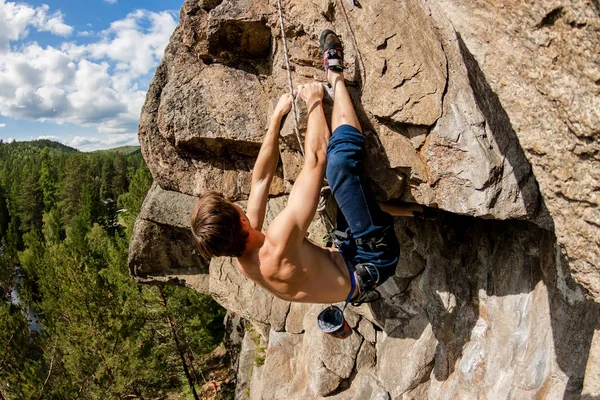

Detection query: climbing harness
(328, 228), (385, 307)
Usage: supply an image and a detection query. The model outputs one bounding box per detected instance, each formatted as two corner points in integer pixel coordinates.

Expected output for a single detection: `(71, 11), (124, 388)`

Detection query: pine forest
(0, 140), (231, 399)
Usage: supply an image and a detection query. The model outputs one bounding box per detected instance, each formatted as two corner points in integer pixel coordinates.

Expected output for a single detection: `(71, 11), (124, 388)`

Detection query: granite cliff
(128, 0), (600, 398)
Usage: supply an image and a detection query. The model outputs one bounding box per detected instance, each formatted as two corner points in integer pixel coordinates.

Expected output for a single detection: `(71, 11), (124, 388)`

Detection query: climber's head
(191, 190), (249, 259)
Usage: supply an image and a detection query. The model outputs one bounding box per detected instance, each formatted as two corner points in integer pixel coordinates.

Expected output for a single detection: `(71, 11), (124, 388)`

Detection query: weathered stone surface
(356, 340), (377, 371)
(130, 0), (600, 398)
(138, 182), (198, 228)
(357, 0), (447, 126)
(286, 305), (364, 397)
(128, 184), (209, 291)
(285, 302), (310, 334)
(328, 371), (390, 400)
(418, 12), (540, 221)
(209, 256), (280, 326)
(583, 310), (600, 399)
(358, 317), (377, 344)
(252, 331), (303, 400)
(429, 0), (600, 301)
(235, 330), (259, 400)
(377, 320), (437, 398)
(139, 56), (283, 200)
(157, 63), (269, 156)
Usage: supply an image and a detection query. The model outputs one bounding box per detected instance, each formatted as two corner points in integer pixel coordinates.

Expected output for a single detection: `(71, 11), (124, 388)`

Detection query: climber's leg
(320, 29), (361, 133)
(328, 70), (361, 134)
(326, 127), (399, 264)
(321, 30), (399, 303)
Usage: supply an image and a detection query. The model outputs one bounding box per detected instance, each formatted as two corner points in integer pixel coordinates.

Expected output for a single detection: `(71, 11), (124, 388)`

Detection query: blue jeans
(326, 125), (400, 300)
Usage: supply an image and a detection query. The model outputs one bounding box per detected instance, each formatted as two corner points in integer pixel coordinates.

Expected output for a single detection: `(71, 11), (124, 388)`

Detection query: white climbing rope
(276, 0), (304, 157)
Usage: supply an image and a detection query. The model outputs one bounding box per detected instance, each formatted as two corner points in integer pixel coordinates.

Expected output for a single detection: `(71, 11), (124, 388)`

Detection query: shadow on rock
(457, 33), (549, 226)
(364, 208), (597, 398)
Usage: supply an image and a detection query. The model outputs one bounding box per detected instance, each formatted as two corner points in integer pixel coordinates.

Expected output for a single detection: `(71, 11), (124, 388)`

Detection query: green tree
(38, 148), (59, 213)
(0, 301), (43, 399)
(0, 187), (9, 240)
(100, 157), (115, 200)
(42, 208), (64, 245)
(0, 140), (230, 399)
(17, 162), (43, 234)
(118, 164), (152, 235)
(60, 154), (89, 225)
(111, 154), (128, 198)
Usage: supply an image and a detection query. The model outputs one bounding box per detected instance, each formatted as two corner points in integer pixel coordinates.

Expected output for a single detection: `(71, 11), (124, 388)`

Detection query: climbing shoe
(350, 263), (382, 306)
(351, 288), (381, 307)
(320, 29), (344, 75)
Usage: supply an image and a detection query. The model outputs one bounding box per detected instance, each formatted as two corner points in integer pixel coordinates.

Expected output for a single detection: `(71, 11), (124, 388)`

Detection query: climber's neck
(242, 227), (265, 255)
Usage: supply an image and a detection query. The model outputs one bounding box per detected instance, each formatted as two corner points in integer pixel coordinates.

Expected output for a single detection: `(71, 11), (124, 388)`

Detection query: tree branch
(38, 337), (58, 400)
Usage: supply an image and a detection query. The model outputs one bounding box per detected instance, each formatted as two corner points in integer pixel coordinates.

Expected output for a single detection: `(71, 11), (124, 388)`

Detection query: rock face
(130, 0), (600, 398)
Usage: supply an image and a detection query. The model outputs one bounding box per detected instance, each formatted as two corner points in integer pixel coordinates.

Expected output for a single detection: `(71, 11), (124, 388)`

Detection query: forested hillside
(0, 140), (230, 399)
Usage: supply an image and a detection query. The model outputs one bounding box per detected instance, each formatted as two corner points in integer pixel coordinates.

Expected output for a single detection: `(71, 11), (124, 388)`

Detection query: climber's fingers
(298, 82), (324, 104)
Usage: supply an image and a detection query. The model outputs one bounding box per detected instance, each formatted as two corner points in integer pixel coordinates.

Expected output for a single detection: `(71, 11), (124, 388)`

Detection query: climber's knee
(326, 148), (358, 180)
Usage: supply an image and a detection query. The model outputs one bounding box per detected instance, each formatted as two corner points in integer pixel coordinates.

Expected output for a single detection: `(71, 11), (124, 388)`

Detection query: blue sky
(0, 0), (182, 150)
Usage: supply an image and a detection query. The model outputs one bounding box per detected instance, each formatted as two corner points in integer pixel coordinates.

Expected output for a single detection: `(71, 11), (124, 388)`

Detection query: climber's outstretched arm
(266, 83), (329, 257)
(246, 94), (293, 231)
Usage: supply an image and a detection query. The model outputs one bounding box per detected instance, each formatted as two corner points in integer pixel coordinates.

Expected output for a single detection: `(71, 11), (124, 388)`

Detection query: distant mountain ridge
(92, 145), (141, 156)
(0, 139), (78, 153)
(0, 139), (141, 156)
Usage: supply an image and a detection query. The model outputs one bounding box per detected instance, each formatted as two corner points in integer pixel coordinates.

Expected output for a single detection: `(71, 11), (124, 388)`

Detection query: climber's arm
(266, 83), (329, 256)
(246, 93), (293, 231)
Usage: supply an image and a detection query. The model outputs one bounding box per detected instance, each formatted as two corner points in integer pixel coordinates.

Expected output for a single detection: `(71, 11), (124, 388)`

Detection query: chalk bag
(317, 305), (352, 339)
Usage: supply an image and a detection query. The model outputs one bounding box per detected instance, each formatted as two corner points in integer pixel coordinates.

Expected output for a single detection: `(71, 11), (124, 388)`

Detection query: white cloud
(78, 10), (176, 79)
(37, 135), (59, 140)
(0, 0), (73, 51)
(65, 133), (138, 151)
(104, 0), (118, 4)
(0, 123), (5, 128)
(0, 6), (177, 137)
(77, 31), (94, 37)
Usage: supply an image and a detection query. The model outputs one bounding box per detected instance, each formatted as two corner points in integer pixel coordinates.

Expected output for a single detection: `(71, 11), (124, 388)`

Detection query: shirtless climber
(191, 30), (425, 305)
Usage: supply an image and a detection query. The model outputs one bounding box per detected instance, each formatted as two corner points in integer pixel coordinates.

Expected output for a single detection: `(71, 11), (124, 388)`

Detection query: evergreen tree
(0, 301), (43, 399)
(0, 140), (229, 398)
(38, 148), (59, 213)
(17, 162), (43, 234)
(60, 154), (89, 225)
(100, 158), (115, 200)
(42, 208), (64, 245)
(118, 163), (152, 235)
(112, 154), (128, 198)
(0, 187), (9, 240)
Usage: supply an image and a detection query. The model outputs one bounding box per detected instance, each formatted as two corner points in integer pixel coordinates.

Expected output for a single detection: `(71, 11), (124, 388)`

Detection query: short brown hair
(190, 190), (249, 259)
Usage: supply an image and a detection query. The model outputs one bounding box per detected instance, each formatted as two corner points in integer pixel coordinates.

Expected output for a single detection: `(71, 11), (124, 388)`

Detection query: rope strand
(276, 0), (304, 157)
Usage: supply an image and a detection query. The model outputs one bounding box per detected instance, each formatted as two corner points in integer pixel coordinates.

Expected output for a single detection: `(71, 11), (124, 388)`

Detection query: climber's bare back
(236, 234), (352, 304)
